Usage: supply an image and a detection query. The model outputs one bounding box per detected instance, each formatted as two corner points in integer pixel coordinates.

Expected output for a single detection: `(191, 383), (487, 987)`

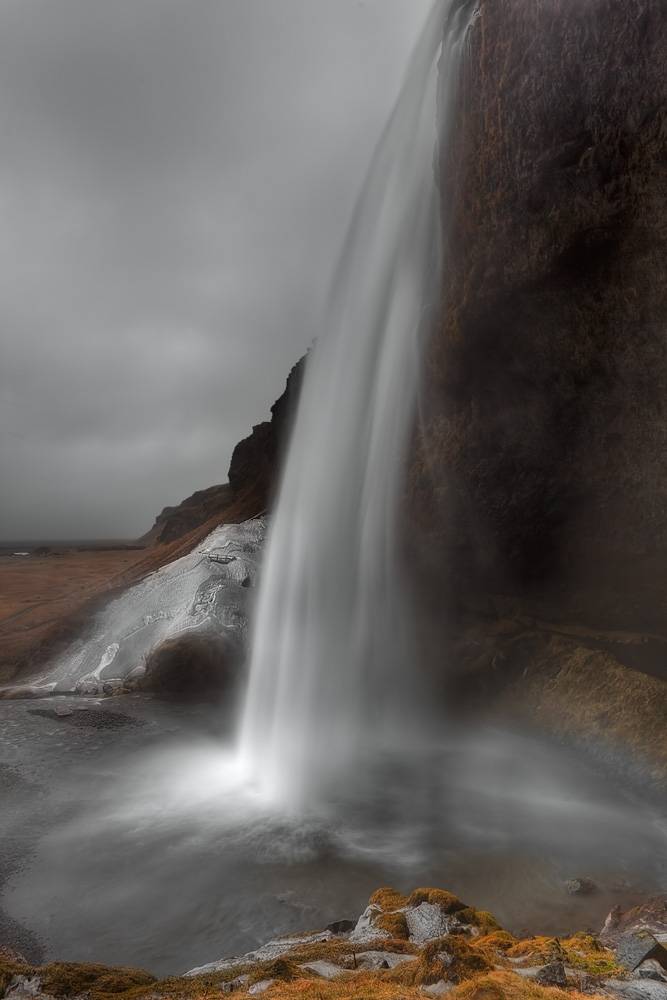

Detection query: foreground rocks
(2, 888), (666, 1000)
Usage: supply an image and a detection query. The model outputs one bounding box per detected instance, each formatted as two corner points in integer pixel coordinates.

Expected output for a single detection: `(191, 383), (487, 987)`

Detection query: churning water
(239, 0), (474, 806)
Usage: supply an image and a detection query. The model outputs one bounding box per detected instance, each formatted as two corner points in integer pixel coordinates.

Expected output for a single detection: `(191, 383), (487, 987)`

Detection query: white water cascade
(239, 0), (474, 807)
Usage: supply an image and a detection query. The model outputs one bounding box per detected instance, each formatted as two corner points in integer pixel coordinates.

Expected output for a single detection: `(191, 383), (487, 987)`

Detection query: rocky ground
(2, 889), (667, 1000)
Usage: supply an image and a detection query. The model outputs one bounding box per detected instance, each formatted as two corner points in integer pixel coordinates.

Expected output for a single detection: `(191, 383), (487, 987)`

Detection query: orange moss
(262, 972), (425, 999)
(286, 938), (416, 966)
(391, 934), (493, 987)
(374, 911), (410, 940)
(474, 932), (518, 954)
(36, 963), (156, 998)
(449, 971), (609, 1000)
(507, 938), (562, 963)
(407, 888), (467, 913)
(369, 888), (408, 911)
(458, 908), (503, 934)
(506, 936), (623, 978)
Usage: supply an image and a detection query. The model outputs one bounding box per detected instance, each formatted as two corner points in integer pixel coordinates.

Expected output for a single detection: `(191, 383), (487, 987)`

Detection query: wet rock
(406, 902), (454, 943)
(140, 630), (241, 701)
(565, 877), (598, 896)
(299, 961), (349, 980)
(637, 961), (667, 983)
(602, 899), (667, 948)
(421, 983), (454, 998)
(5, 977), (54, 1000)
(326, 919), (356, 935)
(350, 905), (389, 944)
(535, 961), (568, 987)
(248, 979), (274, 995)
(514, 967), (547, 980)
(101, 678), (126, 696)
(185, 931), (334, 976)
(616, 931), (667, 973)
(355, 951), (416, 971)
(221, 975), (250, 994)
(604, 979), (667, 1000)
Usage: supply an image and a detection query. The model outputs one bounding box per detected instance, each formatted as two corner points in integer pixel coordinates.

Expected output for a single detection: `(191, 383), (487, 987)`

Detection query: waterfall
(239, 0), (473, 807)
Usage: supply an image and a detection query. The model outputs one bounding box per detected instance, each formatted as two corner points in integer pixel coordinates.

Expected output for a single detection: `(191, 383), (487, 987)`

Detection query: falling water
(239, 0), (474, 807)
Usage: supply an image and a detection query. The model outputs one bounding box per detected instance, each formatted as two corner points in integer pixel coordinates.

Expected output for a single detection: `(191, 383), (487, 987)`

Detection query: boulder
(565, 878), (598, 896)
(616, 932), (667, 973)
(604, 980), (667, 1000)
(140, 631), (241, 701)
(299, 961), (350, 981)
(406, 902), (455, 944)
(602, 899), (667, 948)
(535, 961), (568, 987)
(325, 919), (356, 935)
(350, 905), (388, 944)
(637, 961), (667, 983)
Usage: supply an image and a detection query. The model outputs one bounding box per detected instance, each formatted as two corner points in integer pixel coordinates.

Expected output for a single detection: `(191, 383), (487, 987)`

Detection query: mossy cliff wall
(414, 0), (667, 631)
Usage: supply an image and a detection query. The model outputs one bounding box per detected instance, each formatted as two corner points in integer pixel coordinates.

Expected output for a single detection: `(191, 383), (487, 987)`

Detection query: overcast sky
(0, 0), (433, 540)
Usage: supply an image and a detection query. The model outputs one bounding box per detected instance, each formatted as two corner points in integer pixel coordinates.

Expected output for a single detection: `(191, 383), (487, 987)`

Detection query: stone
(355, 951), (416, 971)
(248, 980), (274, 995)
(602, 899), (667, 948)
(637, 961), (667, 983)
(604, 980), (667, 1000)
(299, 961), (350, 981)
(5, 978), (54, 1000)
(221, 975), (250, 993)
(350, 905), (388, 944)
(406, 903), (453, 944)
(535, 961), (568, 987)
(421, 982), (454, 998)
(140, 631), (241, 701)
(101, 678), (125, 696)
(185, 931), (334, 976)
(617, 932), (667, 972)
(326, 919), (356, 935)
(565, 878), (598, 896)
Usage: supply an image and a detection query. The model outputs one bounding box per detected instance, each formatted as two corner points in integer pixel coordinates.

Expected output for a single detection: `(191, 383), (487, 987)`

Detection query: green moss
(506, 935), (624, 979)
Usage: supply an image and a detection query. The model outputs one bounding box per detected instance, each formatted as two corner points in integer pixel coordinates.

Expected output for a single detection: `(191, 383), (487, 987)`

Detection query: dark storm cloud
(0, 0), (433, 539)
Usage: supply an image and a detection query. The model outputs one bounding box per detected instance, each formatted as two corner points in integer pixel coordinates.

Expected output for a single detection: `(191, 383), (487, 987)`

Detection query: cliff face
(415, 0), (667, 631)
(142, 356), (305, 546)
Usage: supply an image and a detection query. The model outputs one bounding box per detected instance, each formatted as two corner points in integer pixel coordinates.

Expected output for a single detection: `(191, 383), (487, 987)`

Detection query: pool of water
(1, 695), (665, 976)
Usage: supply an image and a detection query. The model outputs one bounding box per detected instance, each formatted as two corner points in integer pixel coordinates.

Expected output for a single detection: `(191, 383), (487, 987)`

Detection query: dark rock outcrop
(141, 356), (306, 546)
(140, 484), (233, 546)
(227, 355), (306, 509)
(139, 631), (242, 702)
(408, 0), (667, 786)
(415, 0), (667, 631)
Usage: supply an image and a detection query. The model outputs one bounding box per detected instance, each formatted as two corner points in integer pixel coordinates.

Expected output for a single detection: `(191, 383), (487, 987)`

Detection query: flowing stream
(239, 0), (474, 807)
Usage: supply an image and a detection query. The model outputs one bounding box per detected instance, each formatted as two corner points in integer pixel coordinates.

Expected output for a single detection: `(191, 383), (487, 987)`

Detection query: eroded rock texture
(416, 0), (667, 631)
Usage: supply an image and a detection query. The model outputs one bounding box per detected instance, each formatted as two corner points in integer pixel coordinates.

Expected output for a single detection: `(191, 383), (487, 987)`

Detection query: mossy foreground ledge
(3, 888), (666, 1000)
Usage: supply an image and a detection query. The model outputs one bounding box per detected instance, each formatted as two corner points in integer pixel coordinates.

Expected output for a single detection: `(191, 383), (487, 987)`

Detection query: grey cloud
(0, 0), (434, 538)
